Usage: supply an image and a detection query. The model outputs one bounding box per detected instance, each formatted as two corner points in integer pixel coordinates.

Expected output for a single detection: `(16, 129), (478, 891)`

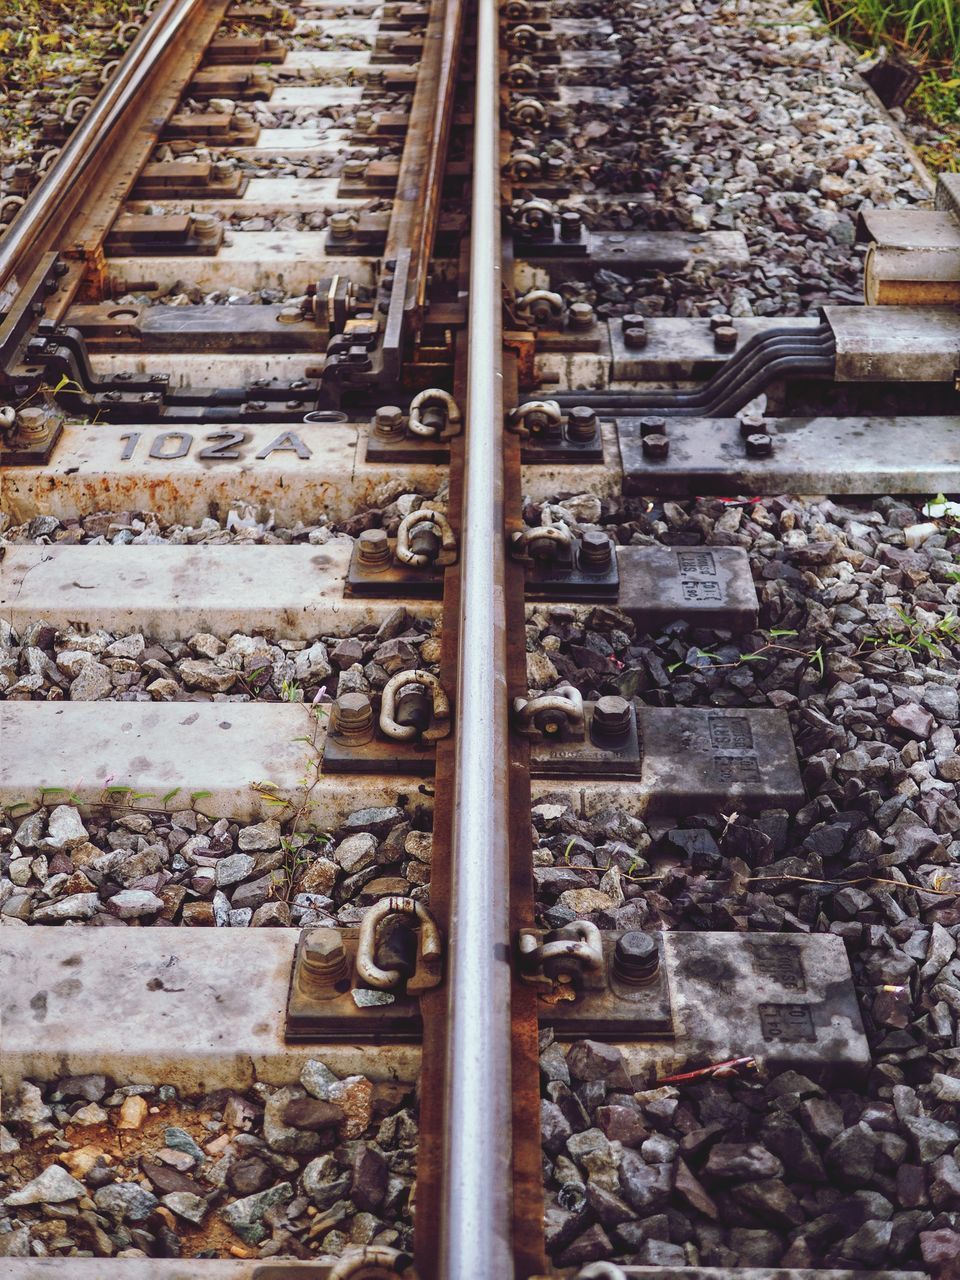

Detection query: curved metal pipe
(552, 325), (835, 415)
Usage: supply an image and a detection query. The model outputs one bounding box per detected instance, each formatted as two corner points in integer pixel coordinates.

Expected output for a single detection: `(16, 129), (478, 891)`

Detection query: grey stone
(42, 805), (88, 851)
(264, 1086), (329, 1156)
(238, 819), (282, 851)
(220, 1181), (293, 1244)
(106, 888), (164, 919)
(619, 1150), (673, 1210)
(32, 892), (100, 922)
(162, 1191), (208, 1224)
(332, 832), (379, 874)
(5, 1164), (86, 1205)
(163, 1126), (205, 1164)
(216, 853), (257, 887)
(93, 1181), (159, 1221)
(903, 1114), (960, 1161)
(69, 661), (113, 699)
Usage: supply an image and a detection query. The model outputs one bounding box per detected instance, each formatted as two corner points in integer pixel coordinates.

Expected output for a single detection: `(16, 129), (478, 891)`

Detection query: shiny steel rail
(0, 0), (209, 309)
(438, 0), (514, 1271)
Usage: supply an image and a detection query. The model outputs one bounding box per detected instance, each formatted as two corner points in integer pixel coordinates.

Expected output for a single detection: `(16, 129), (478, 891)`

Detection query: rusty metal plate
(619, 414), (960, 497)
(523, 552), (618, 602)
(638, 706), (803, 813)
(520, 423), (604, 464)
(0, 421), (64, 467)
(542, 931), (870, 1076)
(530, 702), (641, 779)
(346, 538), (445, 598)
(617, 544), (759, 632)
(285, 929), (425, 1042)
(322, 730), (437, 776)
(364, 431), (450, 464)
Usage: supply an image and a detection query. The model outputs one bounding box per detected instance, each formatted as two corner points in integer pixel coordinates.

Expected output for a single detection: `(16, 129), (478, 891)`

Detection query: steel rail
(438, 0), (514, 1270)
(379, 0), (464, 378)
(0, 0), (205, 306)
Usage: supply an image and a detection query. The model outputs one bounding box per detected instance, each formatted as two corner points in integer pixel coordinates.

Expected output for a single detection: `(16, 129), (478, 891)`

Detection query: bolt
(342, 157), (367, 179)
(568, 301), (594, 331)
(544, 157), (565, 179)
(559, 210), (582, 242)
(591, 694), (631, 742)
(622, 313), (646, 333)
(579, 530), (613, 572)
(641, 432), (669, 460)
(713, 325), (738, 352)
(374, 405), (405, 438)
(357, 527), (392, 570)
(328, 211), (356, 240)
(355, 110), (375, 133)
(277, 305), (303, 324)
(745, 432), (773, 458)
(192, 213), (220, 243)
(566, 404), (597, 442)
(17, 407), (48, 438)
(738, 411), (765, 438)
(333, 690), (376, 741)
(639, 415), (666, 438)
(623, 325), (648, 350)
(245, 400), (267, 412)
(300, 927), (351, 991)
(709, 313), (733, 331)
(613, 930), (660, 985)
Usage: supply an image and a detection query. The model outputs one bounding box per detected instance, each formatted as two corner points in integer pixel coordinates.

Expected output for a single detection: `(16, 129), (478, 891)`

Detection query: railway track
(2, 1), (960, 1278)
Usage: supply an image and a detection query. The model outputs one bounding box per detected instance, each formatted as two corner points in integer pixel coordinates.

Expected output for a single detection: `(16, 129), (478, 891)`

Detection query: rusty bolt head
(738, 411), (765, 438)
(622, 313), (646, 333)
(300, 927), (350, 989)
(334, 690), (375, 738)
(374, 405), (405, 437)
(328, 211), (356, 239)
(343, 158), (367, 179)
(568, 301), (594, 331)
(566, 404), (597, 442)
(642, 432), (669, 460)
(624, 326), (648, 350)
(559, 210), (582, 242)
(357, 527), (392, 570)
(579, 530), (613, 571)
(614, 930), (659, 985)
(709, 313), (734, 331)
(745, 432), (773, 458)
(592, 694), (631, 740)
(713, 325), (738, 352)
(639, 415), (666, 438)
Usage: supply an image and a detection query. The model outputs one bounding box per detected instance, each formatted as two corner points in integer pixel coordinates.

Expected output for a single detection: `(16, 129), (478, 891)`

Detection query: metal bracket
(530, 930), (870, 1078)
(322, 681), (450, 775)
(526, 696), (642, 779)
(285, 911), (442, 1042)
(511, 524), (619, 600)
(347, 531), (449, 599)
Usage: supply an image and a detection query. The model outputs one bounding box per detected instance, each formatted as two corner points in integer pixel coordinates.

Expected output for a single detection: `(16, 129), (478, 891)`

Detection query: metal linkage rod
(438, 0), (514, 1270)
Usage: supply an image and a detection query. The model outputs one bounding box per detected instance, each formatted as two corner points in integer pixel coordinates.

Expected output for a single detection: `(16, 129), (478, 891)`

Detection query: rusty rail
(379, 0), (465, 379)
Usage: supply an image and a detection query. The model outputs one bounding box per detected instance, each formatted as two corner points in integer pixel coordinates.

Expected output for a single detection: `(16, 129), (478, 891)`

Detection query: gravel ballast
(0, 1065), (416, 1261)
